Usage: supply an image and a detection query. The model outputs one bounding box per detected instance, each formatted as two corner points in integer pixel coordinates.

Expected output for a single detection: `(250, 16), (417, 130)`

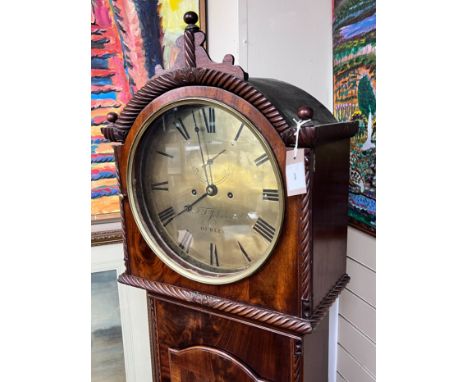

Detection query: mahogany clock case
(114, 80), (352, 320)
(102, 11), (358, 381)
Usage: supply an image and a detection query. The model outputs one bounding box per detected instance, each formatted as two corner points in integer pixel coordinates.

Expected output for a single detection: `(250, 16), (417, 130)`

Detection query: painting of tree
(333, 0), (376, 234)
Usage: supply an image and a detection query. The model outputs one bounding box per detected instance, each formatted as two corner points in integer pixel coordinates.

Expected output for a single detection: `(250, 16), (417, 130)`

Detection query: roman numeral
(210, 242), (219, 266)
(156, 150), (173, 158)
(174, 118), (190, 140)
(253, 217), (276, 243)
(237, 241), (251, 262)
(151, 181), (168, 191)
(208, 107), (216, 133)
(254, 153), (269, 167)
(201, 107), (216, 133)
(201, 109), (209, 131)
(234, 123), (244, 141)
(158, 207), (175, 226)
(178, 230), (193, 253)
(262, 189), (279, 201)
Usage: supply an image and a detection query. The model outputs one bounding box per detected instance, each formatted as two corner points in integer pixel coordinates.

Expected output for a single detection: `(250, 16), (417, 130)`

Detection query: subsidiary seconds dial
(128, 99), (285, 284)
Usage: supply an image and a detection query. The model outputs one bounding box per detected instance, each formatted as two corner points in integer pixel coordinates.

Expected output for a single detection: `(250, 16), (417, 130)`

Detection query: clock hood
(248, 78), (337, 127)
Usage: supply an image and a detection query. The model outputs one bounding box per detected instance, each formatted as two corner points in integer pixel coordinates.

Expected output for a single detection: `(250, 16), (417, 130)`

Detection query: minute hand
(193, 111), (210, 186)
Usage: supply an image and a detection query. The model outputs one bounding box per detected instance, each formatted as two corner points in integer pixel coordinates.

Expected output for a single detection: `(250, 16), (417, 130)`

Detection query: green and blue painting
(333, 0), (376, 234)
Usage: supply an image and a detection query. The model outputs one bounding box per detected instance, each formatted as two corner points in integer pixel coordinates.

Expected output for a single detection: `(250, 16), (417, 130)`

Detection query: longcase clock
(102, 12), (358, 382)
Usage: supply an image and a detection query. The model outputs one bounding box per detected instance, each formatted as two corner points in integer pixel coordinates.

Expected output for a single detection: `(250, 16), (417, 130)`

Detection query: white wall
(209, 0), (333, 108)
(206, 0), (240, 63)
(240, 0), (333, 109)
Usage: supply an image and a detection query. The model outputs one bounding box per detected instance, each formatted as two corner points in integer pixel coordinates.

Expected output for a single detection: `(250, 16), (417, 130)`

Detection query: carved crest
(155, 30), (247, 80)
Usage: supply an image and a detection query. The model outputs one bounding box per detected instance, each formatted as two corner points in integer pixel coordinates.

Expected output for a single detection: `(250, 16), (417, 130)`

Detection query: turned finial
(184, 11), (199, 31)
(107, 112), (118, 123)
(297, 105), (314, 120)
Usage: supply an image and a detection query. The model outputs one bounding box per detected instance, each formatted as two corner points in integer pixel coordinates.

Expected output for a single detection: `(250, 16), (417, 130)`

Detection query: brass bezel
(127, 98), (285, 285)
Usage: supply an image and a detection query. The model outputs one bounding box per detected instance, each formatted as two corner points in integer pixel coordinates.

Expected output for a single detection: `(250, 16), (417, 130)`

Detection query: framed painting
(92, 269), (126, 382)
(92, 243), (152, 382)
(333, 0), (376, 235)
(91, 0), (207, 232)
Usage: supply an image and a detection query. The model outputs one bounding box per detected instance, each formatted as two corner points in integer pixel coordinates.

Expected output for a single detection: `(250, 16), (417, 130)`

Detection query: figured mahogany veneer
(168, 347), (269, 382)
(148, 296), (329, 382)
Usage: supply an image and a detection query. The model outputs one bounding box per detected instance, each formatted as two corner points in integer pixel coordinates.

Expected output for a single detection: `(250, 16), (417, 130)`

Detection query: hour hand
(164, 192), (208, 226)
(204, 149), (226, 167)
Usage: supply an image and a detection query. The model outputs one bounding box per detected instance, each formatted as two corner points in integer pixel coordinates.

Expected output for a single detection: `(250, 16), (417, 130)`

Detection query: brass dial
(128, 99), (284, 284)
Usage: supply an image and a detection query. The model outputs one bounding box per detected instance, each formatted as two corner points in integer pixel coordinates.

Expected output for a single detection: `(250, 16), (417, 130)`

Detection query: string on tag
(292, 118), (311, 159)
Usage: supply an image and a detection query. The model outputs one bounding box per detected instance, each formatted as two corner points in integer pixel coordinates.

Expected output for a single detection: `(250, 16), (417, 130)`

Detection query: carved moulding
(155, 29), (247, 81)
(299, 152), (313, 319)
(309, 273), (350, 328)
(119, 273), (313, 335)
(118, 272), (350, 335)
(112, 145), (130, 272)
(292, 339), (303, 382)
(101, 67), (290, 144)
(148, 297), (163, 382)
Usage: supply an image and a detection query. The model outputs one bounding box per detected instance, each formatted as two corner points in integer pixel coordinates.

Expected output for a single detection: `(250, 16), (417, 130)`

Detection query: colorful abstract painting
(333, 0), (376, 234)
(91, 0), (202, 219)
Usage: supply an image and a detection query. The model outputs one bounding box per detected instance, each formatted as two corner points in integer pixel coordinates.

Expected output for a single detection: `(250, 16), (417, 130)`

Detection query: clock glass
(128, 99), (284, 284)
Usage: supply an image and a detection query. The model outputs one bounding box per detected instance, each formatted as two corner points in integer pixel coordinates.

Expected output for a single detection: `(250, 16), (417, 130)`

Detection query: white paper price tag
(286, 149), (307, 196)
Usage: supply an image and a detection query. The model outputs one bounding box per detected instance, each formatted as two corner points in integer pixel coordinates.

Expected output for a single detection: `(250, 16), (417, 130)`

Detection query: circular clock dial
(128, 99), (284, 284)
